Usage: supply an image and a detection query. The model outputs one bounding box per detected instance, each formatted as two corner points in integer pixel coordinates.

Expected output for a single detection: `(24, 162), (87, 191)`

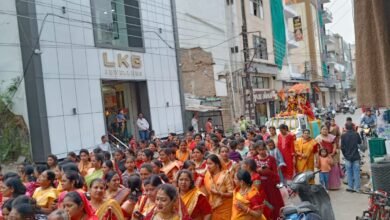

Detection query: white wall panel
(92, 113), (105, 146)
(70, 26), (85, 45)
(165, 107), (175, 134)
(64, 115), (82, 151)
(54, 23), (71, 44)
(41, 47), (59, 74)
(75, 79), (92, 114)
(163, 81), (172, 106)
(150, 107), (160, 136)
(44, 78), (63, 117)
(48, 116), (67, 155)
(154, 81), (165, 107)
(173, 106), (183, 133)
(79, 114), (95, 147)
(60, 79), (77, 115)
(157, 108), (168, 135)
(72, 49), (88, 76)
(147, 81), (157, 108)
(85, 49), (100, 77)
(57, 48), (74, 76)
(170, 81), (180, 106)
(89, 80), (103, 112)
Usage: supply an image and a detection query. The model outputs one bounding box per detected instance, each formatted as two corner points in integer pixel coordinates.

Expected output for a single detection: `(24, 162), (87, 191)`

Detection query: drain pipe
(170, 0), (187, 133)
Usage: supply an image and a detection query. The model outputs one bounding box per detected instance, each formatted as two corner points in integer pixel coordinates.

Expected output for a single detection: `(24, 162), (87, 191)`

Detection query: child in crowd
(317, 148), (334, 189)
(266, 139), (286, 184)
(236, 137), (249, 159)
(228, 140), (242, 162)
(122, 156), (137, 188)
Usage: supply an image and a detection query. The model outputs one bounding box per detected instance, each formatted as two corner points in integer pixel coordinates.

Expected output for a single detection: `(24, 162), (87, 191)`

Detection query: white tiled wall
(37, 0), (183, 156)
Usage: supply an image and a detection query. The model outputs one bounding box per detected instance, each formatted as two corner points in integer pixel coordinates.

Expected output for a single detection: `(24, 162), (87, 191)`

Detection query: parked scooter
(279, 171), (335, 220)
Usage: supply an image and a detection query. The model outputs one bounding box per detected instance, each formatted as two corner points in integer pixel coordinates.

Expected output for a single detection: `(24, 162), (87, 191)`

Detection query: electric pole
(240, 0), (253, 120)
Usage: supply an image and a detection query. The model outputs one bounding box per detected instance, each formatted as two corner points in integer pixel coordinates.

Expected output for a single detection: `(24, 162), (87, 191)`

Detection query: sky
(325, 0), (355, 44)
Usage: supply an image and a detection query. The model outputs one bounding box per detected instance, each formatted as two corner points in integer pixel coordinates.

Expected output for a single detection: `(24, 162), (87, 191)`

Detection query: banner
(293, 16), (303, 41)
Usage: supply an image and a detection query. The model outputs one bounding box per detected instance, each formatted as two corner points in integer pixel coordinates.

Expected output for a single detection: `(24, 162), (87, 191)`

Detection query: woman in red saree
(232, 169), (267, 220)
(177, 170), (212, 220)
(57, 171), (84, 208)
(191, 146), (208, 187)
(315, 126), (341, 190)
(277, 124), (296, 182)
(255, 144), (285, 220)
(144, 184), (191, 220)
(62, 191), (98, 220)
(133, 175), (163, 219)
(104, 171), (130, 205)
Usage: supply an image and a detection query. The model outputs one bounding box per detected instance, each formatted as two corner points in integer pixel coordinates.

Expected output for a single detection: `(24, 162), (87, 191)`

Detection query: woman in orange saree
(203, 154), (234, 220)
(176, 140), (191, 163)
(78, 149), (92, 177)
(144, 184), (191, 220)
(232, 169), (266, 220)
(159, 148), (180, 183)
(294, 129), (319, 175)
(177, 170), (212, 220)
(219, 145), (239, 182)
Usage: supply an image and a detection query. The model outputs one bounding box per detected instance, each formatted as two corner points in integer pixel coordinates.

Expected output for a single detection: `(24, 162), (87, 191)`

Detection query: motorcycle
(360, 124), (377, 152)
(349, 104), (356, 114)
(342, 104), (349, 114)
(279, 171), (335, 220)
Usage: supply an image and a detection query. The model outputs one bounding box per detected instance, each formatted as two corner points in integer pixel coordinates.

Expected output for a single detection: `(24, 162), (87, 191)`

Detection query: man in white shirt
(97, 135), (110, 152)
(137, 113), (150, 141)
(191, 112), (199, 133)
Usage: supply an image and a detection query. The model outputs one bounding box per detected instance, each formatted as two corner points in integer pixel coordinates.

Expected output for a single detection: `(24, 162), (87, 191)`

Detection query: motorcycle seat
(281, 202), (318, 216)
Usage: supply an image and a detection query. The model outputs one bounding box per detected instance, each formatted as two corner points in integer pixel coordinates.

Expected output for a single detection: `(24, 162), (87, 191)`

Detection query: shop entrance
(102, 80), (151, 142)
(255, 103), (268, 126)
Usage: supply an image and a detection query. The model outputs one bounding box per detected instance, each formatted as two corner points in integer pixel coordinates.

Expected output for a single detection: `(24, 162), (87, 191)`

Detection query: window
(253, 35), (268, 60)
(251, 76), (270, 89)
(250, 0), (264, 19)
(226, 0), (234, 5)
(92, 0), (143, 50)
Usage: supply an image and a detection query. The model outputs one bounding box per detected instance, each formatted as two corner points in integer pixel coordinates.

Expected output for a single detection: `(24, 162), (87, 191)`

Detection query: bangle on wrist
(246, 207), (250, 214)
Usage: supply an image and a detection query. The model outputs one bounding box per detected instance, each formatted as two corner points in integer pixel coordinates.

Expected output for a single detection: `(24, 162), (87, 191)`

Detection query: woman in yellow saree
(159, 148), (180, 183)
(232, 169), (267, 220)
(132, 175), (163, 219)
(294, 129), (318, 174)
(203, 154), (234, 220)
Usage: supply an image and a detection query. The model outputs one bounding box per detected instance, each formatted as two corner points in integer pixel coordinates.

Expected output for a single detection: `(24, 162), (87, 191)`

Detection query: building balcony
(287, 32), (299, 49)
(325, 34), (335, 44)
(322, 9), (333, 24)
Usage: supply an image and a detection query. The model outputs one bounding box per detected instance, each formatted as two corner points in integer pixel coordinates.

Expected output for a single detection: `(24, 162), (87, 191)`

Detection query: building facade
(1, 0), (184, 161)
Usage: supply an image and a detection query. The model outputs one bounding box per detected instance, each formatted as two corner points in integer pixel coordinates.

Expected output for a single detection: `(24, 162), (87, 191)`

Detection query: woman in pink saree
(315, 126), (341, 190)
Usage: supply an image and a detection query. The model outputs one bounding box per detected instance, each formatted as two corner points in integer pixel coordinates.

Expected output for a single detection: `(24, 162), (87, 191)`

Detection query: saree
(161, 161), (180, 183)
(315, 134), (341, 190)
(85, 169), (104, 189)
(32, 186), (58, 208)
(204, 170), (233, 220)
(222, 160), (238, 183)
(231, 186), (267, 220)
(256, 156), (284, 220)
(176, 150), (191, 163)
(95, 199), (125, 220)
(144, 198), (191, 220)
(78, 160), (92, 177)
(76, 191), (99, 220)
(294, 138), (318, 173)
(133, 195), (155, 218)
(277, 133), (296, 181)
(106, 188), (131, 205)
(181, 187), (212, 219)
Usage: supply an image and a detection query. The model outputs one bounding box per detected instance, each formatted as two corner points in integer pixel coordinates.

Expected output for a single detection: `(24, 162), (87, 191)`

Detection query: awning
(185, 106), (222, 112)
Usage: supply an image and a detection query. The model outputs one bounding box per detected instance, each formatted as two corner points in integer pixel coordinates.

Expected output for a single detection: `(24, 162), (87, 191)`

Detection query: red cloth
(188, 141), (196, 151)
(277, 133), (296, 180)
(135, 160), (143, 170)
(205, 122), (213, 133)
(190, 194), (212, 219)
(75, 191), (98, 220)
(256, 156), (285, 220)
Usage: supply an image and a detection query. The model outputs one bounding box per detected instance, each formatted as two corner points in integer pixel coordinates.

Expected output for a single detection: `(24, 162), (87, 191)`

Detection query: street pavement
(327, 110), (368, 219)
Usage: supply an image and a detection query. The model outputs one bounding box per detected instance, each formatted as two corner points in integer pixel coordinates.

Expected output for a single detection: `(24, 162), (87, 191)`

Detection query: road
(329, 110), (369, 219)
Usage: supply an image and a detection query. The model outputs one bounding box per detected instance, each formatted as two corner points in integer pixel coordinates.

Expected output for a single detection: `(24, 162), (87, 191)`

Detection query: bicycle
(356, 190), (390, 220)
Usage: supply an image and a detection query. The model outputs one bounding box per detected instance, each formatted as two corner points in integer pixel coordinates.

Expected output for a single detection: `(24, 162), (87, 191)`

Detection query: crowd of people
(0, 115), (363, 220)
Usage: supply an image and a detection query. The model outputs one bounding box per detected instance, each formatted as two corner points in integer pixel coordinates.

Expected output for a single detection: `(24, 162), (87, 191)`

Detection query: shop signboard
(253, 89), (277, 103)
(100, 50), (144, 79)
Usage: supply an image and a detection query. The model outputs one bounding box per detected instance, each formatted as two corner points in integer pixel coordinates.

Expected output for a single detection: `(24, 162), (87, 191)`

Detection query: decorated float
(266, 83), (321, 138)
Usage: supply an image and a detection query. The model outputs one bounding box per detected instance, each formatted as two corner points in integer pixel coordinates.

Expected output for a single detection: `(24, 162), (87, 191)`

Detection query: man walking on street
(137, 113), (150, 141)
(341, 123), (362, 192)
